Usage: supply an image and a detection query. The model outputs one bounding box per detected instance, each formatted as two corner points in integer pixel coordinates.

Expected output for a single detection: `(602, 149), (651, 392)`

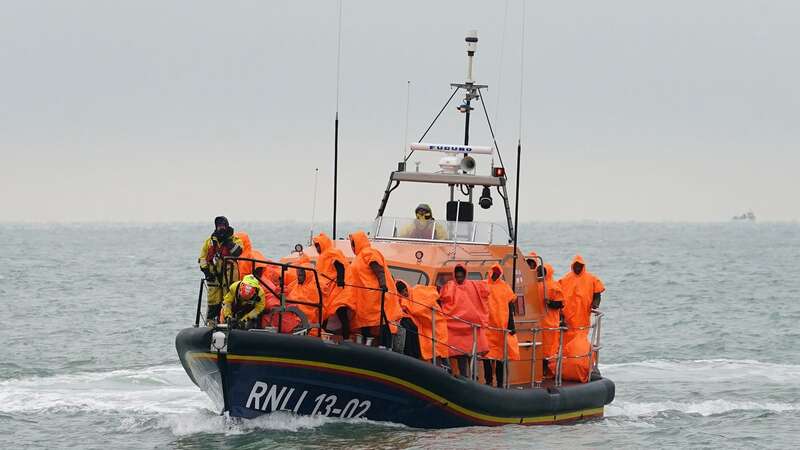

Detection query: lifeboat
(176, 31), (615, 428)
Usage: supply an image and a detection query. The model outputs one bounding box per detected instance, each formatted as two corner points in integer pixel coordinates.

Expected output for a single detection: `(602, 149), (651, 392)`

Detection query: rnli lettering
(245, 382), (371, 418)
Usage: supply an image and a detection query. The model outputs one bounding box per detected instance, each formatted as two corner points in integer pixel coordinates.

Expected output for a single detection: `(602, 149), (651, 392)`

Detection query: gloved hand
(201, 267), (216, 282)
(508, 326), (516, 336)
(546, 299), (564, 309)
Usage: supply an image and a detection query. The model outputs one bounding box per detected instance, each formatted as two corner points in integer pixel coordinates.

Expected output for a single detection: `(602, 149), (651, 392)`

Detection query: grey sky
(1, 0), (798, 223)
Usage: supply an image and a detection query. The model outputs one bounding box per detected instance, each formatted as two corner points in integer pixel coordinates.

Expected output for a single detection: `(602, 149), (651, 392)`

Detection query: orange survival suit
(312, 233), (353, 321)
(397, 281), (450, 361)
(559, 254), (605, 342)
(343, 231), (401, 334)
(539, 263), (565, 361)
(484, 264), (520, 361)
(439, 264), (490, 358)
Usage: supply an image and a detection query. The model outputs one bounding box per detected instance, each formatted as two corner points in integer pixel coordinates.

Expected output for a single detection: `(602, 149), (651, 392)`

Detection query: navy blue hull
(176, 327), (615, 428)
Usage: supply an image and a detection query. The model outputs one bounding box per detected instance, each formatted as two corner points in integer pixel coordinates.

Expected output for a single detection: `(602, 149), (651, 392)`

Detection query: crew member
(483, 264), (519, 387)
(344, 231), (402, 346)
(198, 216), (244, 326)
(539, 263), (565, 375)
(439, 264), (489, 378)
(312, 232), (353, 338)
(559, 255), (605, 343)
(398, 204), (448, 240)
(222, 274), (265, 330)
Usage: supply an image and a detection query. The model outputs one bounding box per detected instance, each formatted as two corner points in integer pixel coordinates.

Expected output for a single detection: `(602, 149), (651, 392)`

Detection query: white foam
(1, 364), (399, 437)
(0, 364), (211, 415)
(601, 359), (800, 384)
(607, 399), (800, 418)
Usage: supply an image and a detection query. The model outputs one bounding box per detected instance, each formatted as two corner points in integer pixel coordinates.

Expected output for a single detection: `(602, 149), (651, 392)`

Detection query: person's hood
(294, 255), (312, 284)
(528, 250), (538, 258)
(395, 279), (409, 296)
(241, 274), (260, 289)
(487, 263), (503, 282)
(571, 254), (587, 273)
(452, 263), (467, 281)
(234, 231), (252, 254)
(349, 230), (371, 256)
(313, 232), (333, 253)
(544, 263), (555, 282)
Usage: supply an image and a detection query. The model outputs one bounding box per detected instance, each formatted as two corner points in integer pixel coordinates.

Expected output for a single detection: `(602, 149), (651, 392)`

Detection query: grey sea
(1, 222), (798, 449)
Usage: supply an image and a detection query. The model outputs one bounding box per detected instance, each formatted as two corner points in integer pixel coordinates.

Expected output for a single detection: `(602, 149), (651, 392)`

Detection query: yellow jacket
(398, 219), (448, 240)
(222, 279), (266, 321)
(199, 234), (245, 278)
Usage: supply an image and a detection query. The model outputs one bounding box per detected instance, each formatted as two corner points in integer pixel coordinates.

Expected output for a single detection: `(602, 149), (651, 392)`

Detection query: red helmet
(238, 283), (257, 300)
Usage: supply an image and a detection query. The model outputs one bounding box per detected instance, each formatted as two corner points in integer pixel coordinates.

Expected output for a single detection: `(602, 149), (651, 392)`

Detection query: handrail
(199, 256), (605, 389)
(222, 256), (325, 333)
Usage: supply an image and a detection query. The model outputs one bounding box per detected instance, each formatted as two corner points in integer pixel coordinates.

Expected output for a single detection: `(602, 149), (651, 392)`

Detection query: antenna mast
(332, 0), (343, 239)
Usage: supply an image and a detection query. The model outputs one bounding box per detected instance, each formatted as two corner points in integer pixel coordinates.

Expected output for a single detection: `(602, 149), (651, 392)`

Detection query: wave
(607, 399), (800, 418)
(601, 358), (800, 384)
(0, 364), (400, 437)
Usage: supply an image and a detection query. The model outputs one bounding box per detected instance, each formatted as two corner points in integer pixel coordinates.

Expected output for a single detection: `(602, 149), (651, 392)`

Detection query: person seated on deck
(483, 264), (520, 387)
(343, 231), (402, 346)
(559, 255), (605, 344)
(222, 275), (266, 330)
(198, 216), (244, 326)
(439, 264), (490, 378)
(398, 203), (449, 240)
(312, 232), (354, 339)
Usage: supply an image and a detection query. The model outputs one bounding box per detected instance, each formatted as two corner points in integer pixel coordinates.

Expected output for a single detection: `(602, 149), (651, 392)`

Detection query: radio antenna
(309, 168), (319, 244)
(511, 0), (527, 293)
(332, 0), (343, 239)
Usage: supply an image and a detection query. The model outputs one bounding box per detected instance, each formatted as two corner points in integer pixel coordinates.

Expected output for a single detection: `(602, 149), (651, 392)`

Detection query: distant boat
(732, 211), (756, 221)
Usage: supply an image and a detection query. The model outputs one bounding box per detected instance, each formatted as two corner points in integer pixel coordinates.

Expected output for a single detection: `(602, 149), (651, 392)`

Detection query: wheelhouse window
(389, 266), (430, 286)
(434, 271), (483, 289)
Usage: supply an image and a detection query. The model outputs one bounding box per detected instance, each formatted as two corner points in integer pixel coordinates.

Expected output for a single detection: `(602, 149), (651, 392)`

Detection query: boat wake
(0, 364), (395, 436)
(606, 399), (799, 418)
(601, 358), (800, 384)
(601, 358), (800, 419)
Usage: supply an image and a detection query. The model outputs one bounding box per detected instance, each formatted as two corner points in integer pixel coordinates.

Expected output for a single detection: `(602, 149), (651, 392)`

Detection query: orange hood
(571, 254), (586, 270)
(234, 231), (252, 254)
(544, 263), (556, 281)
(349, 230), (371, 256)
(313, 232), (334, 253)
(487, 263), (504, 282)
(395, 279), (409, 295)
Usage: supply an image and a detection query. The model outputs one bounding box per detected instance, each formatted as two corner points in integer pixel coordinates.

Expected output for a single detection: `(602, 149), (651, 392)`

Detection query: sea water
(1, 222), (798, 449)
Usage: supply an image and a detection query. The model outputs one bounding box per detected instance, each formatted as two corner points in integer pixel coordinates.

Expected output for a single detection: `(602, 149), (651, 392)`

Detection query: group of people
(527, 252), (605, 383)
(197, 215), (605, 386)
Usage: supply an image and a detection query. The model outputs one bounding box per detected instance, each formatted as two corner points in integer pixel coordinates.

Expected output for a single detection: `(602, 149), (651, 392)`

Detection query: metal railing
(194, 256), (605, 388)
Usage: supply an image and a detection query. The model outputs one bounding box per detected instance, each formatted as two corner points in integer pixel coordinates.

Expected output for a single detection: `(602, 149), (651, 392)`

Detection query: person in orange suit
(525, 250), (543, 278)
(550, 330), (592, 383)
(396, 280), (450, 364)
(482, 264), (520, 387)
(286, 255), (324, 329)
(234, 231), (256, 279)
(539, 263), (565, 376)
(559, 255), (605, 343)
(439, 264), (490, 378)
(312, 232), (353, 338)
(343, 231), (401, 346)
(395, 280), (422, 358)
